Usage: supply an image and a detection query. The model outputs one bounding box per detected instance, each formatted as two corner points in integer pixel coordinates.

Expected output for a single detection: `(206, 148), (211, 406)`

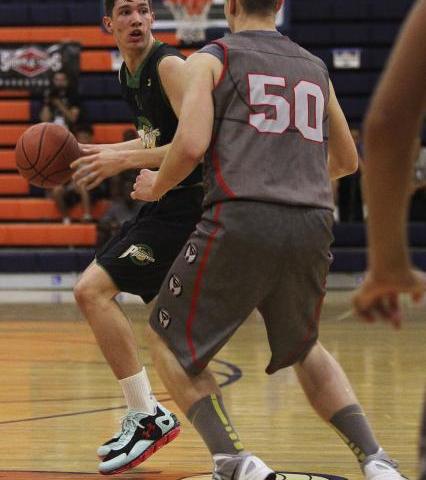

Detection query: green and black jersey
(119, 41), (202, 186)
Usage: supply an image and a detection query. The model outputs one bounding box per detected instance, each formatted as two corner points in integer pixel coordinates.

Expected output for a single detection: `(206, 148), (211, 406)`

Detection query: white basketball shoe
(212, 453), (276, 480)
(362, 449), (408, 480)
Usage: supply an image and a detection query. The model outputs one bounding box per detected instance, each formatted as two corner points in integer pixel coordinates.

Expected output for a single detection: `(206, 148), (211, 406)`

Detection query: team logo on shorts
(118, 244), (155, 266)
(158, 308), (171, 329)
(184, 243), (198, 264)
(168, 274), (183, 296)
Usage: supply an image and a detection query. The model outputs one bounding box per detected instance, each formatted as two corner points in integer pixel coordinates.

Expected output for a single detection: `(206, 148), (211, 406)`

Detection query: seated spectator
(39, 70), (81, 129)
(51, 124), (98, 224)
(97, 128), (140, 247)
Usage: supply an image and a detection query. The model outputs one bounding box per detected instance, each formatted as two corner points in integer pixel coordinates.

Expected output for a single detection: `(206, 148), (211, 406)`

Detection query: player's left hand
(131, 169), (160, 201)
(352, 268), (426, 328)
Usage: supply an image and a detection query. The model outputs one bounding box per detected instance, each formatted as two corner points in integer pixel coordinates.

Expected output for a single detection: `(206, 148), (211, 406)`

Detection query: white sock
(119, 368), (157, 415)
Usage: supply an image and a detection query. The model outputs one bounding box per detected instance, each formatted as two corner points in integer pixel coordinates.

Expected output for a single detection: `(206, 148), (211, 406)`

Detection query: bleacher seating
(0, 0), (422, 276)
(290, 0), (415, 127)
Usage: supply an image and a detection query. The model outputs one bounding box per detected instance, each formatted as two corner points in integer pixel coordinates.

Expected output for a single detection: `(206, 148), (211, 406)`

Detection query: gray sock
(187, 394), (244, 456)
(330, 404), (380, 463)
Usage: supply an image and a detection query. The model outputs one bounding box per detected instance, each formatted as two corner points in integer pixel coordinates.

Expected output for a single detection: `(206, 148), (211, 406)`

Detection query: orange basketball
(15, 123), (81, 188)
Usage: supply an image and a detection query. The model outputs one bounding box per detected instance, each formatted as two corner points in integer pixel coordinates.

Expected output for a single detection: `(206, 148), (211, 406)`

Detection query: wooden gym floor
(0, 290), (424, 480)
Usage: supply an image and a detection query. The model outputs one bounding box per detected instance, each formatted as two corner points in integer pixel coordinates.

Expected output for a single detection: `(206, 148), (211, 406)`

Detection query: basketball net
(164, 0), (213, 44)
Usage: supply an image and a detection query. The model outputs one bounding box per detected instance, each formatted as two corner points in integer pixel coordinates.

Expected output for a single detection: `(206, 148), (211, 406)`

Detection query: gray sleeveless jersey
(202, 31), (333, 210)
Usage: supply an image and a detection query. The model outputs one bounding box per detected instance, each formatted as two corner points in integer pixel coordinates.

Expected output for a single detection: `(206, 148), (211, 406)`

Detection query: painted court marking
(0, 471), (348, 480)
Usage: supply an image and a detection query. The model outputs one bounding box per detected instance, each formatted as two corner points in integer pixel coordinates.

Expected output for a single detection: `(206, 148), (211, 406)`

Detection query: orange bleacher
(0, 123), (134, 146)
(0, 150), (17, 170)
(0, 20), (158, 250)
(0, 223), (96, 246)
(0, 174), (29, 195)
(0, 26), (177, 48)
(0, 198), (110, 221)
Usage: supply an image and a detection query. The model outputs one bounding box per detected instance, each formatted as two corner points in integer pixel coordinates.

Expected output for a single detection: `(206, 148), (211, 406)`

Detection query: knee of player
(73, 275), (98, 307)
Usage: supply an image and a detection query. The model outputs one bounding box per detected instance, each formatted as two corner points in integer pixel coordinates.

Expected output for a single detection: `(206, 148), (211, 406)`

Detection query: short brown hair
(240, 0), (279, 15)
(104, 0), (153, 17)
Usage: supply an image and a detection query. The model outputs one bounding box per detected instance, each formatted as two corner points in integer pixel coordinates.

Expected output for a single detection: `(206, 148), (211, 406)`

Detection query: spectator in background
(97, 128), (141, 247)
(97, 170), (141, 247)
(51, 124), (96, 224)
(39, 70), (81, 129)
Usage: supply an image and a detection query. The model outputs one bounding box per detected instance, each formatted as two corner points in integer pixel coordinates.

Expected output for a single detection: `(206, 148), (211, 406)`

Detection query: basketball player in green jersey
(353, 0), (426, 478)
(71, 0), (203, 475)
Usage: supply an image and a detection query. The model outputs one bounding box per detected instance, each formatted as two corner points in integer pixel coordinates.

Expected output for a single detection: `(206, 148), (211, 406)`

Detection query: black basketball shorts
(96, 186), (203, 303)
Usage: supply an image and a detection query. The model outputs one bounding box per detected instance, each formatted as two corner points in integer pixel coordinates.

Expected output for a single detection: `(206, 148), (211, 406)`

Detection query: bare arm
(158, 55), (186, 117)
(131, 53), (221, 201)
(72, 144), (170, 190)
(352, 0), (426, 326)
(327, 80), (359, 180)
(71, 56), (187, 189)
(363, 0), (426, 277)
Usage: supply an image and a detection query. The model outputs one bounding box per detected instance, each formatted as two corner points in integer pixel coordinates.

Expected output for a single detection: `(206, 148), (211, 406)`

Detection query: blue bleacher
(0, 0), (100, 25)
(30, 99), (133, 123)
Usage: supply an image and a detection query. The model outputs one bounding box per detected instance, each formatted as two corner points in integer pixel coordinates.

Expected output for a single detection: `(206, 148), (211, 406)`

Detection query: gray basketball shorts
(149, 201), (334, 376)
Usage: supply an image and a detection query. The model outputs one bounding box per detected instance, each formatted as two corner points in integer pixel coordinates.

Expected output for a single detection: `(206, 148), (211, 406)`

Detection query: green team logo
(119, 244), (155, 266)
(137, 115), (153, 130)
(137, 115), (160, 149)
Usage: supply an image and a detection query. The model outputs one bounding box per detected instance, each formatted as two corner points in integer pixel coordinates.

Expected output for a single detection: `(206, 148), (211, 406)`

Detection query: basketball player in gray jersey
(132, 1), (406, 479)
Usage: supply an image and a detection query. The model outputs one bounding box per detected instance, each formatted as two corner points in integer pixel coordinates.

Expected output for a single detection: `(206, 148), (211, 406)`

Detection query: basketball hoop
(164, 0), (213, 45)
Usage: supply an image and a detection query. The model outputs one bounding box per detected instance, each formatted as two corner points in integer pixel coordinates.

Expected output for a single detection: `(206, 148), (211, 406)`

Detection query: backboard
(152, 0), (289, 43)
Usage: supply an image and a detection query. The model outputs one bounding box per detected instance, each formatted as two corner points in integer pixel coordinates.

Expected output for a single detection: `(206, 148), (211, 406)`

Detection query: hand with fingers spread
(71, 147), (126, 190)
(353, 268), (426, 328)
(131, 169), (160, 202)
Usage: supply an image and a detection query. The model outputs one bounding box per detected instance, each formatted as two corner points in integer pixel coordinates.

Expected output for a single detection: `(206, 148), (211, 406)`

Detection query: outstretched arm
(327, 80), (359, 180)
(353, 0), (426, 326)
(71, 144), (170, 190)
(71, 55), (187, 189)
(131, 53), (221, 201)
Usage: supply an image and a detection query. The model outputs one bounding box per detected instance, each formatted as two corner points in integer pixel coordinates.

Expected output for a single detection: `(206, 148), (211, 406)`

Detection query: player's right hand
(71, 148), (124, 190)
(352, 268), (426, 329)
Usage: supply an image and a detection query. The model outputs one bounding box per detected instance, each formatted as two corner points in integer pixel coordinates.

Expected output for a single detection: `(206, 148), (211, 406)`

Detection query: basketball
(15, 122), (81, 188)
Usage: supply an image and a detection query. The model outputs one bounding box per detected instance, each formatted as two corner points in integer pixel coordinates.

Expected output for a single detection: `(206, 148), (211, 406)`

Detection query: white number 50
(248, 74), (325, 142)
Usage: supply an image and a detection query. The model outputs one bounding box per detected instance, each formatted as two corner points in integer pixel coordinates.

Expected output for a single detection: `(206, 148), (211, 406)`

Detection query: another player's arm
(72, 56), (186, 189)
(352, 0), (426, 325)
(327, 80), (359, 180)
(362, 0), (426, 277)
(132, 53), (220, 201)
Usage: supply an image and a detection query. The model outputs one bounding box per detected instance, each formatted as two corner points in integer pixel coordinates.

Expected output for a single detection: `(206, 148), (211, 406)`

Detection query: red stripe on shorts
(186, 202), (223, 370)
(212, 144), (236, 199)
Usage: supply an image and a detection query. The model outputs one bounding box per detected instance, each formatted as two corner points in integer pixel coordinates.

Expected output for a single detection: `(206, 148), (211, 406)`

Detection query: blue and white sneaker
(98, 404), (181, 475)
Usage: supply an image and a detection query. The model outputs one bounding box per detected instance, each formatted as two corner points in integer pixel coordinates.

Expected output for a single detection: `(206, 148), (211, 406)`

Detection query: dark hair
(104, 0), (153, 17)
(240, 0), (279, 15)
